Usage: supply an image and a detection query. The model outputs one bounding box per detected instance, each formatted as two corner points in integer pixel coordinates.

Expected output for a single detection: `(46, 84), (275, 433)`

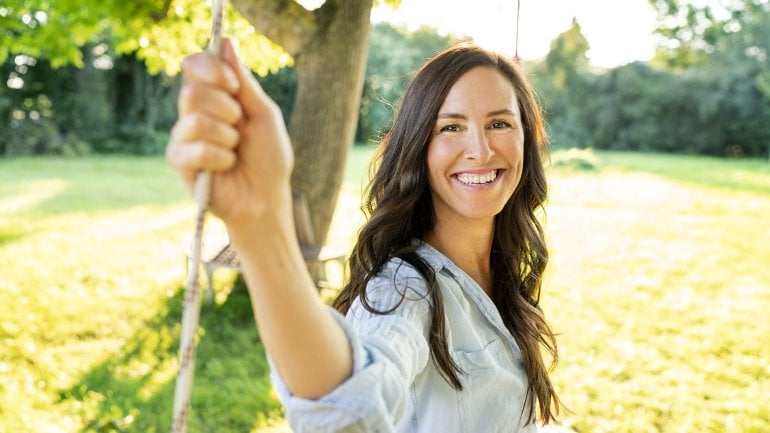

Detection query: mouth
(454, 169), (501, 186)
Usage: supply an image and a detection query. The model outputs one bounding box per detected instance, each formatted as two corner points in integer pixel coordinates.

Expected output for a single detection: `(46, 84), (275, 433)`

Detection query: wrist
(228, 211), (294, 251)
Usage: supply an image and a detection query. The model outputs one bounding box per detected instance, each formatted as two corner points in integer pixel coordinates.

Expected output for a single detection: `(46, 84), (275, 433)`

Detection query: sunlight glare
(372, 0), (658, 68)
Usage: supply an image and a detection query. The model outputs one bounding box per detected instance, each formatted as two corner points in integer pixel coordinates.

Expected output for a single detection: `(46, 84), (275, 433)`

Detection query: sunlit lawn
(545, 151), (770, 432)
(0, 148), (768, 432)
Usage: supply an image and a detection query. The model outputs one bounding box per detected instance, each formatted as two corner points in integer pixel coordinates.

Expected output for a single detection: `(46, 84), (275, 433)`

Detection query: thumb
(221, 37), (276, 117)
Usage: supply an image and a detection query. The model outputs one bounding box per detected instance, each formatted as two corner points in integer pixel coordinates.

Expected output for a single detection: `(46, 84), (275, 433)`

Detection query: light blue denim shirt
(270, 241), (537, 432)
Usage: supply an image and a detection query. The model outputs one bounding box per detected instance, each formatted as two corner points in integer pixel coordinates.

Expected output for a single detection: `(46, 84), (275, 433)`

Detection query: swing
(183, 191), (347, 297)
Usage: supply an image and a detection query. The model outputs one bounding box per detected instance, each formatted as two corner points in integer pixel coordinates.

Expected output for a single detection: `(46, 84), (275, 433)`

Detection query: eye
(490, 119), (512, 129)
(439, 124), (461, 133)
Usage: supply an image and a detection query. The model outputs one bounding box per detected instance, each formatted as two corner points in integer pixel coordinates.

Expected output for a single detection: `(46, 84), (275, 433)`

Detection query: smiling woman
(426, 67), (525, 244)
(331, 44), (560, 431)
(167, 40), (565, 432)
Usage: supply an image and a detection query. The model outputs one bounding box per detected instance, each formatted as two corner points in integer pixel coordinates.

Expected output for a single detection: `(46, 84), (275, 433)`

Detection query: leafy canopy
(1, 0), (290, 75)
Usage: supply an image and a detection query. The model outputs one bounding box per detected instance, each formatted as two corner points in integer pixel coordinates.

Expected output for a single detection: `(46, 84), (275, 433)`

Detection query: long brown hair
(332, 43), (561, 424)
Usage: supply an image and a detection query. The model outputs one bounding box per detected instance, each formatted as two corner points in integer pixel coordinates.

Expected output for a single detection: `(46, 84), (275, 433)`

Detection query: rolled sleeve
(270, 261), (431, 432)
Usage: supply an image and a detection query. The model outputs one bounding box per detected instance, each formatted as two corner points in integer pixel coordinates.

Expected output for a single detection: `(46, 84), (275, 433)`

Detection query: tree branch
(229, 0), (317, 57)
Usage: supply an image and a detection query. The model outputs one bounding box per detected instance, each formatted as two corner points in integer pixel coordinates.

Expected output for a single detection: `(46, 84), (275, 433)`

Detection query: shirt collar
(412, 239), (459, 278)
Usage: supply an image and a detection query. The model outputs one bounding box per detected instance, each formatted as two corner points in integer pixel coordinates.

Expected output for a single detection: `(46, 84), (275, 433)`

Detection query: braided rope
(515, 0), (521, 59)
(171, 1), (226, 432)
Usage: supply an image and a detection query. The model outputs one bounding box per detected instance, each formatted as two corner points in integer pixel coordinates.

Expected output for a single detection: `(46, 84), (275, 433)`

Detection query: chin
(458, 206), (505, 222)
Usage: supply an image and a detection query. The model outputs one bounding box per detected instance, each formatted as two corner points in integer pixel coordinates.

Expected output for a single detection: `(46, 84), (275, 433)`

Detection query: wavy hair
(332, 43), (561, 424)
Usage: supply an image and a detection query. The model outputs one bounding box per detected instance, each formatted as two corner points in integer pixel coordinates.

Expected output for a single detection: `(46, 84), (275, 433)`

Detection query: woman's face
(426, 66), (524, 227)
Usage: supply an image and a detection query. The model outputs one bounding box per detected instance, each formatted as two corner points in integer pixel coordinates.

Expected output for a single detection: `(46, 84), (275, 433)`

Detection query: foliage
(253, 22), (457, 144)
(528, 13), (770, 157)
(647, 0), (770, 71)
(356, 22), (457, 143)
(530, 19), (593, 149)
(257, 66), (298, 127)
(0, 0), (291, 75)
(2, 3), (769, 158)
(1, 150), (769, 432)
(0, 48), (179, 155)
(644, 0), (770, 157)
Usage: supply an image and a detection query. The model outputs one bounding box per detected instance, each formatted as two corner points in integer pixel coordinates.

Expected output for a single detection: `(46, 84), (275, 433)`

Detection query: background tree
(356, 22), (457, 143)
(1, 0), (399, 242)
(531, 18), (592, 148)
(648, 0), (770, 157)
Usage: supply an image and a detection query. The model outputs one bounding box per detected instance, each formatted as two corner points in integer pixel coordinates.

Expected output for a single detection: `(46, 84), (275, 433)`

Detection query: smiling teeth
(457, 170), (497, 185)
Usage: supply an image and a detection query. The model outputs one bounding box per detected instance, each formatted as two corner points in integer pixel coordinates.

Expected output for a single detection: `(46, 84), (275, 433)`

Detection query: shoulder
(344, 254), (434, 324)
(366, 256), (431, 305)
(364, 241), (451, 302)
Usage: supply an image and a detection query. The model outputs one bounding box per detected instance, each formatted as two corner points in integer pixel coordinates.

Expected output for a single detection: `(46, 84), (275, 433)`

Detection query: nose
(464, 127), (494, 163)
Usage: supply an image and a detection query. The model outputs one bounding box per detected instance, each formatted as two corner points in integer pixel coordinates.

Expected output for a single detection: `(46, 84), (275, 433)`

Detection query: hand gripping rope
(171, 1), (226, 432)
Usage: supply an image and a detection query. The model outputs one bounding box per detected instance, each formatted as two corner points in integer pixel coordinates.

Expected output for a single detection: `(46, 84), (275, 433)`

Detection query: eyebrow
(436, 109), (517, 119)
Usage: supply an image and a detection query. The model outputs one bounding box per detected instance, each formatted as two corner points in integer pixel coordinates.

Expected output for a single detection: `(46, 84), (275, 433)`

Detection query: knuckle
(178, 84), (198, 112)
(225, 127), (240, 148)
(190, 142), (208, 166)
(212, 148), (236, 170)
(227, 102), (243, 125)
(186, 112), (208, 135)
(185, 82), (204, 104)
(165, 141), (186, 170)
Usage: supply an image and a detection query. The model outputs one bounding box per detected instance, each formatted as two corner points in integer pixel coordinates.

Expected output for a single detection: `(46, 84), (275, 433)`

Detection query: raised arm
(166, 38), (352, 399)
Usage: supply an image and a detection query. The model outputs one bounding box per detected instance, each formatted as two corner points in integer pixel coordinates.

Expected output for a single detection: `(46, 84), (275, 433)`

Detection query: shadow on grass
(1, 156), (188, 220)
(0, 227), (29, 247)
(58, 283), (283, 433)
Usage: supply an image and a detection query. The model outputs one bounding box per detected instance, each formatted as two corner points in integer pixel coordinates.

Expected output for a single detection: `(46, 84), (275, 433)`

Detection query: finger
(178, 82), (243, 125)
(221, 38), (280, 118)
(171, 112), (240, 150)
(166, 140), (237, 179)
(181, 51), (240, 94)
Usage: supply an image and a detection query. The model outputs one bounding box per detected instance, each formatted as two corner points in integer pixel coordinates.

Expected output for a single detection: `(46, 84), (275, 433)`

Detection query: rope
(514, 0), (522, 62)
(171, 1), (226, 432)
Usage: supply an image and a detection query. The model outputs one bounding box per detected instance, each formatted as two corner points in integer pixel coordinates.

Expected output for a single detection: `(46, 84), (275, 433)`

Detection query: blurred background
(1, 0), (768, 432)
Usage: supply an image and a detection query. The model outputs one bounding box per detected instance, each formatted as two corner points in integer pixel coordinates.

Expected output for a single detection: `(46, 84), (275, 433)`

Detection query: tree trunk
(289, 0), (371, 242)
(232, 0), (372, 243)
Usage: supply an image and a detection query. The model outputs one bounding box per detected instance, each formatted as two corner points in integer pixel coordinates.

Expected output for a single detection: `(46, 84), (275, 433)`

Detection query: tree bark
(232, 0), (372, 242)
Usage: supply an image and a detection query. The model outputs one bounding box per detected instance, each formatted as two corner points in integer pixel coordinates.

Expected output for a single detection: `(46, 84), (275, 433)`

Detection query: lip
(452, 168), (501, 176)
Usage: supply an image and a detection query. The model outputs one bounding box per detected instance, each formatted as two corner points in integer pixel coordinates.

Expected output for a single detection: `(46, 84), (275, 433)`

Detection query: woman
(167, 39), (562, 432)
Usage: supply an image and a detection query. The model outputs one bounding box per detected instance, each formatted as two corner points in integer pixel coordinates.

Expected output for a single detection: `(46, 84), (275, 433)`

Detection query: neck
(425, 216), (495, 296)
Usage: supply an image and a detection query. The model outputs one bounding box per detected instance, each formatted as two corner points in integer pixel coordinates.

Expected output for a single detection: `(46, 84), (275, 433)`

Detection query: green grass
(546, 150), (770, 432)
(1, 148), (769, 432)
(599, 150), (770, 195)
(0, 157), (283, 432)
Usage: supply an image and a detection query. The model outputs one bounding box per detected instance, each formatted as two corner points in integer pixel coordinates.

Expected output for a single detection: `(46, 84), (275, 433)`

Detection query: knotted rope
(171, 1), (226, 431)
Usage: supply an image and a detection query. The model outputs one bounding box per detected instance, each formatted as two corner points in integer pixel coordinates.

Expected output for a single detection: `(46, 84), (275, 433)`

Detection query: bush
(551, 147), (600, 171)
(128, 126), (170, 155)
(94, 125), (169, 155)
(3, 118), (91, 156)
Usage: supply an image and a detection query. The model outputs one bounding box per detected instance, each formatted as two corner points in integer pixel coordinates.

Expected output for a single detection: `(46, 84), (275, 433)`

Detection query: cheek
(426, 137), (455, 178)
(493, 133), (523, 160)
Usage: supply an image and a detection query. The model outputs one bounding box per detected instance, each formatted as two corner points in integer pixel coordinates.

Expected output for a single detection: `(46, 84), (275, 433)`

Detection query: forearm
(227, 206), (353, 400)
